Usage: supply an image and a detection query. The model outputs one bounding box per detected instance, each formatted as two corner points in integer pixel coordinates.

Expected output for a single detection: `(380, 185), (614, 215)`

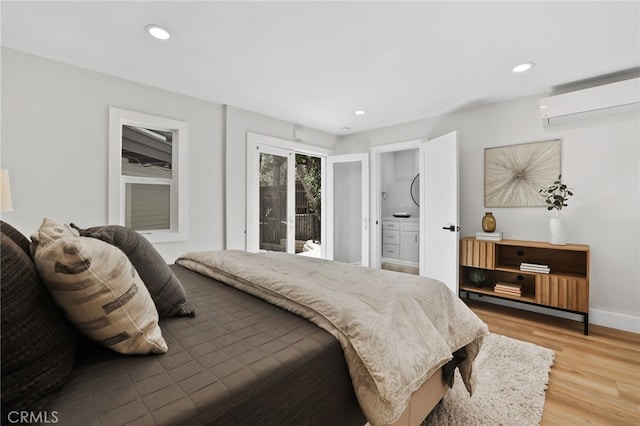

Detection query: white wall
(2, 48), (638, 332)
(0, 50), (339, 261)
(0, 48), (225, 262)
(337, 95), (640, 332)
(224, 106), (337, 250)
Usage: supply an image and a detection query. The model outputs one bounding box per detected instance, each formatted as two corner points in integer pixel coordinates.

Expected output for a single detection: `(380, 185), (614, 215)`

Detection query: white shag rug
(423, 333), (555, 426)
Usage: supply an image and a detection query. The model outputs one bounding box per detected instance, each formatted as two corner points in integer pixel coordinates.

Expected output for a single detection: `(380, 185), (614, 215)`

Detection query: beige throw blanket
(176, 251), (488, 425)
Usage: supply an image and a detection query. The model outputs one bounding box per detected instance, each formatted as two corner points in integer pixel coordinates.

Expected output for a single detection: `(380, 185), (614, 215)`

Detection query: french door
(253, 145), (296, 253)
(247, 135), (327, 255)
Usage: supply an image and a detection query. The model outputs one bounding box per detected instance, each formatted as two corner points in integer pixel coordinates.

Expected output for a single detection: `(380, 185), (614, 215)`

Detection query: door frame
(246, 132), (330, 254)
(370, 138), (425, 270)
(326, 153), (370, 266)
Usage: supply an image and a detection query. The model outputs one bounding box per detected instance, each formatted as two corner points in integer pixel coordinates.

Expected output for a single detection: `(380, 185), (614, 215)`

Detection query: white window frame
(108, 107), (188, 243)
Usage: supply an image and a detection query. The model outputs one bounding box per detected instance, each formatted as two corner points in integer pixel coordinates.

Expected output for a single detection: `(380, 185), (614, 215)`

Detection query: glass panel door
(258, 149), (293, 252)
(294, 154), (322, 257)
(247, 136), (327, 256)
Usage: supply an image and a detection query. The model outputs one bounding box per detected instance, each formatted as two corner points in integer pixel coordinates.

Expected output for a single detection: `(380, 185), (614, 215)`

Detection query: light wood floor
(464, 298), (640, 425)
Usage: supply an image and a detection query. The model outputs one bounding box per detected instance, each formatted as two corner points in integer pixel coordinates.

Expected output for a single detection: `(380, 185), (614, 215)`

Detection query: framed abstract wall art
(484, 139), (561, 207)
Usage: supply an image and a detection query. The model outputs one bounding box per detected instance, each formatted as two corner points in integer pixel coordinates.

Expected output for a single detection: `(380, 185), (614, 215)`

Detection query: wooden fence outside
(260, 184), (320, 248)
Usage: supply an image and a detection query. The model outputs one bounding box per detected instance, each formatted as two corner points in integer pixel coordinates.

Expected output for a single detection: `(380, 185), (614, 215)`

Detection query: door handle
(442, 225), (460, 232)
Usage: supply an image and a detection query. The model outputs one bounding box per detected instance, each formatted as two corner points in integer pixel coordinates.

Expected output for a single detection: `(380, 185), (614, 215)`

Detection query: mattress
(45, 264), (366, 425)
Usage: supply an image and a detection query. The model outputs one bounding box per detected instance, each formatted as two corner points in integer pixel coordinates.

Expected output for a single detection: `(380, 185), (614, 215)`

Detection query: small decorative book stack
(520, 262), (550, 274)
(494, 283), (522, 297)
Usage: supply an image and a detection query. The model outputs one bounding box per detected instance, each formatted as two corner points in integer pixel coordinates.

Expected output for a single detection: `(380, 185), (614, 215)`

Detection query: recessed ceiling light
(354, 109), (367, 116)
(512, 62), (535, 73)
(145, 24), (171, 40)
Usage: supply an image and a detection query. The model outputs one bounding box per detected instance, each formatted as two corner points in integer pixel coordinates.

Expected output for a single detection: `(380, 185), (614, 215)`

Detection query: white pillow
(34, 236), (167, 355)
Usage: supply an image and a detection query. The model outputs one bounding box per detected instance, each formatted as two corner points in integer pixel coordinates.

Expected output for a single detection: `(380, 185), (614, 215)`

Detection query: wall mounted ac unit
(540, 77), (639, 127)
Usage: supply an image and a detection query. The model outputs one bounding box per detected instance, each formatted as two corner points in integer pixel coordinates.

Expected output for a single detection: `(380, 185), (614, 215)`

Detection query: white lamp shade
(1, 169), (13, 212)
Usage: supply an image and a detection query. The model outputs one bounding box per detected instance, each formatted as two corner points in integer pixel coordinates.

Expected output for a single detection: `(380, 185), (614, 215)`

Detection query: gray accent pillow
(1, 232), (77, 419)
(71, 224), (194, 318)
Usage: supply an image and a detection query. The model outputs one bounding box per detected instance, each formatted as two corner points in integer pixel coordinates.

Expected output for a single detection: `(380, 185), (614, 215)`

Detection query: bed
(2, 219), (488, 426)
(174, 250), (489, 426)
(45, 260), (471, 426)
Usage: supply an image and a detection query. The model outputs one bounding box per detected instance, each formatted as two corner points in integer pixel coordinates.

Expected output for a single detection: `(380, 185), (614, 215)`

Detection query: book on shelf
(495, 290), (522, 297)
(495, 283), (522, 291)
(494, 290), (522, 297)
(520, 262), (549, 268)
(519, 262), (550, 274)
(475, 231), (503, 241)
(494, 282), (522, 296)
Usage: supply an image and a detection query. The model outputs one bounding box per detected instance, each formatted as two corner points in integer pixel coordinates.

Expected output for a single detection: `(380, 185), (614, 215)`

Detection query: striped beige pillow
(34, 236), (167, 355)
(29, 217), (79, 257)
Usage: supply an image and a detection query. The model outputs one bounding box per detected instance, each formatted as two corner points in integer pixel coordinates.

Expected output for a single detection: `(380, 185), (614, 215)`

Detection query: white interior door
(419, 131), (459, 293)
(327, 153), (369, 266)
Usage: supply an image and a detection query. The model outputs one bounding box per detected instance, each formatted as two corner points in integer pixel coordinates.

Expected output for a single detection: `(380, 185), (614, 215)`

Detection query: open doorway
(371, 138), (423, 273)
(370, 132), (459, 292)
(379, 148), (420, 274)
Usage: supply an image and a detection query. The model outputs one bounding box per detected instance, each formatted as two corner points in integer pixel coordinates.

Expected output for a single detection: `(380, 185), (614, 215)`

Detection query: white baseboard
(464, 293), (640, 334)
(590, 308), (640, 334)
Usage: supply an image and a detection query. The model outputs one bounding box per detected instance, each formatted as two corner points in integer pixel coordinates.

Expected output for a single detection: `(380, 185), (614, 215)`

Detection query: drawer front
(382, 230), (400, 244)
(382, 244), (400, 259)
(400, 222), (419, 232)
(382, 221), (399, 230)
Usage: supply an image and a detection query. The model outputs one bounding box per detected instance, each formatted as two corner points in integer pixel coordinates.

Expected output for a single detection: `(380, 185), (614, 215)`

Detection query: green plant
(539, 174), (574, 211)
(468, 269), (486, 288)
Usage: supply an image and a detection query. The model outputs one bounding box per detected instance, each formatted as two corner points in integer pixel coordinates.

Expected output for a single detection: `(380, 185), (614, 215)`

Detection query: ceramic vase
(549, 214), (567, 245)
(482, 212), (496, 233)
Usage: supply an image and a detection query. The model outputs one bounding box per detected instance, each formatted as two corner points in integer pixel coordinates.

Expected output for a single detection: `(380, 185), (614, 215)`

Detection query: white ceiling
(2, 1), (639, 134)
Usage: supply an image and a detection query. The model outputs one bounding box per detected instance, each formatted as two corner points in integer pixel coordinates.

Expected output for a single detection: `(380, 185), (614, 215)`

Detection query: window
(109, 108), (187, 243)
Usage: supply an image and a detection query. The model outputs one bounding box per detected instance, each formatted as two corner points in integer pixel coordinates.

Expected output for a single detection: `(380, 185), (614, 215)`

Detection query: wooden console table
(459, 237), (590, 335)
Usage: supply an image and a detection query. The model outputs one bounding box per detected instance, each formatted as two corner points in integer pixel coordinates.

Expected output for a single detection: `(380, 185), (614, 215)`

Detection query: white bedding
(176, 250), (489, 425)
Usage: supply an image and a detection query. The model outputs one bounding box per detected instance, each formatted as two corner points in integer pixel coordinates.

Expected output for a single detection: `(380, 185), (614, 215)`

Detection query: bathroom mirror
(410, 173), (419, 206)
